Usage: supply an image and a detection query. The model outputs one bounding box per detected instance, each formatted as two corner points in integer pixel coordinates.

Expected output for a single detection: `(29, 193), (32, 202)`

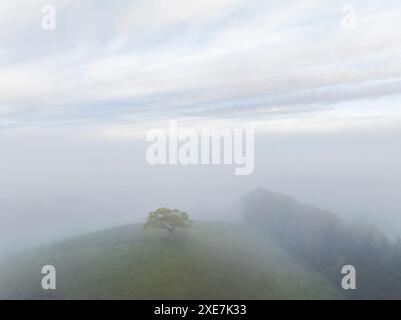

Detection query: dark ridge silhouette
(241, 187), (401, 299)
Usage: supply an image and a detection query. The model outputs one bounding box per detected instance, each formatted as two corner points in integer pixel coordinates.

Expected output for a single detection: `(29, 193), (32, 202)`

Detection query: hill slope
(0, 223), (341, 299)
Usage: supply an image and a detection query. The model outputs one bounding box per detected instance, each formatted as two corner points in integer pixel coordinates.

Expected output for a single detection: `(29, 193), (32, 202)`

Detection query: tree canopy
(144, 208), (192, 236)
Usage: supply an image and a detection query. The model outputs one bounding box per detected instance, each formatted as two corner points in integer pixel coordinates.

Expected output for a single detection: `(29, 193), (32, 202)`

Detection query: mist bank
(0, 125), (400, 256)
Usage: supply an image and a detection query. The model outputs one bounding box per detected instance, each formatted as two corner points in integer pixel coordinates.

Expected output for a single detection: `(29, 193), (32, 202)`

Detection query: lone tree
(144, 208), (192, 237)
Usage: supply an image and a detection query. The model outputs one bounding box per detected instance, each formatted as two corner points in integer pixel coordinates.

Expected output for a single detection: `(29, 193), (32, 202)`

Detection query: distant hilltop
(241, 187), (401, 299)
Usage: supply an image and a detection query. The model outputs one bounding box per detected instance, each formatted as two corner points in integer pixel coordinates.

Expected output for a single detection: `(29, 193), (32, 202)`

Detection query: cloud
(0, 0), (400, 133)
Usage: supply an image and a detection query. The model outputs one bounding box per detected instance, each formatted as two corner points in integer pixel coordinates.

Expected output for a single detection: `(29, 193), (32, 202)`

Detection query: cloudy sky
(1, 1), (401, 254)
(1, 0), (401, 136)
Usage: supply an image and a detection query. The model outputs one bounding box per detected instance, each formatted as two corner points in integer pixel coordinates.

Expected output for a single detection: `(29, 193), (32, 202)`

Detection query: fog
(2, 0), (401, 301)
(1, 125), (400, 257)
(1, 0), (401, 260)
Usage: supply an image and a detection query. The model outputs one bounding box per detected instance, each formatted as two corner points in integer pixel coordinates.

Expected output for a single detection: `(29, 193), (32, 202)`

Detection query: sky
(0, 0), (401, 255)
(1, 0), (401, 133)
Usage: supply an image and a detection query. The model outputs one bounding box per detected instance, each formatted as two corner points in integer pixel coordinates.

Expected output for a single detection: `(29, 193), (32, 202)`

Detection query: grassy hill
(0, 223), (342, 299)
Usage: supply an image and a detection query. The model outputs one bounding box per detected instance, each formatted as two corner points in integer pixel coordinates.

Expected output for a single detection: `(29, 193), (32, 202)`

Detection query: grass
(0, 222), (342, 299)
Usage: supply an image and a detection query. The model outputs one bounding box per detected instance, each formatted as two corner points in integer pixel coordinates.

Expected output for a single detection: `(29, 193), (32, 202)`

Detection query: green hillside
(0, 223), (341, 299)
